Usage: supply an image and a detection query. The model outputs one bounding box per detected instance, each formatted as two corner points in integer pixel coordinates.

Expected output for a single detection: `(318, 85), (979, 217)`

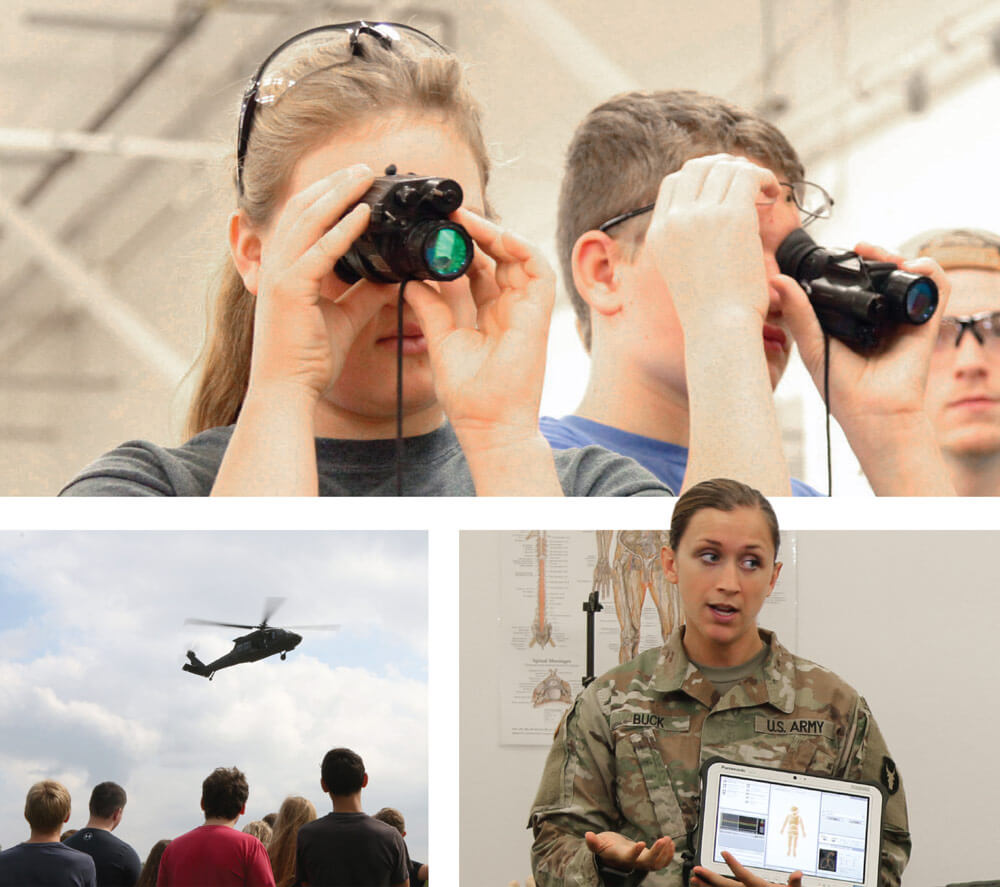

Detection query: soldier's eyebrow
(694, 537), (765, 550)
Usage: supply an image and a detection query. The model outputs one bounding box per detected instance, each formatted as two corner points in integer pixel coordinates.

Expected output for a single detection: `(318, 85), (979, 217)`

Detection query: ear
(571, 230), (627, 319)
(361, 773), (369, 789)
(320, 779), (328, 794)
(228, 209), (264, 296)
(660, 546), (679, 584)
(239, 804), (247, 816)
(767, 561), (783, 598)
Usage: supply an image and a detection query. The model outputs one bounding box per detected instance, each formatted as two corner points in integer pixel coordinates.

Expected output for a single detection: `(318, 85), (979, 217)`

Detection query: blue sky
(0, 530), (428, 863)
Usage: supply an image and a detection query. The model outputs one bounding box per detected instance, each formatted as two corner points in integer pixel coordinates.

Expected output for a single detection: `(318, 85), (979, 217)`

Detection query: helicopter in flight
(183, 597), (338, 680)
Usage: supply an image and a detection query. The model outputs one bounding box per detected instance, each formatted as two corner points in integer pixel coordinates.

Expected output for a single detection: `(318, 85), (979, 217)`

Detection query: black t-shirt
(0, 842), (97, 887)
(295, 813), (408, 886)
(63, 829), (141, 887)
(406, 857), (425, 887)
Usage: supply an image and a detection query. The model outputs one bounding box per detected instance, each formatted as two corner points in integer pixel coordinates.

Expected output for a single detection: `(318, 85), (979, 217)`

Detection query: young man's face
(620, 157), (802, 395)
(925, 268), (1000, 459)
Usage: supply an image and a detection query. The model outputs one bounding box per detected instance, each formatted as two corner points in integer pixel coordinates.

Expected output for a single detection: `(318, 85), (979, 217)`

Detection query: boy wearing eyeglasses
(913, 229), (1000, 495)
(542, 89), (954, 495)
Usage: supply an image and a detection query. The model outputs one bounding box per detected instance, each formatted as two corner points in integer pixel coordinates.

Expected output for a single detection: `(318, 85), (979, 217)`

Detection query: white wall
(460, 529), (1000, 886)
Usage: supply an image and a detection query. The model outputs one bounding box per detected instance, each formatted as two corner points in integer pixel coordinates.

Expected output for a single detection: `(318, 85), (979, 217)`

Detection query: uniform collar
(648, 627), (797, 714)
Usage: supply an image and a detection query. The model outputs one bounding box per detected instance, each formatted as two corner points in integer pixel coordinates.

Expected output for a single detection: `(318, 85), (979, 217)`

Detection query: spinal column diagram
(532, 668), (572, 706)
(527, 530), (554, 648)
(607, 530), (682, 663)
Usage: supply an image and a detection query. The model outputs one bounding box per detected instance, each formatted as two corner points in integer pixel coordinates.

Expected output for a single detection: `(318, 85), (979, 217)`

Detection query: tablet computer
(697, 758), (885, 887)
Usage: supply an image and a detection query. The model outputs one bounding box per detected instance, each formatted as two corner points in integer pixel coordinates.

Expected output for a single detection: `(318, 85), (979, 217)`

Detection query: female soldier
(529, 478), (908, 886)
(60, 22), (667, 497)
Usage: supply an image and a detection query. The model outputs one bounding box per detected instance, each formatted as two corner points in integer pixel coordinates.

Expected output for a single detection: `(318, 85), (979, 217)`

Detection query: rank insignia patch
(881, 756), (899, 795)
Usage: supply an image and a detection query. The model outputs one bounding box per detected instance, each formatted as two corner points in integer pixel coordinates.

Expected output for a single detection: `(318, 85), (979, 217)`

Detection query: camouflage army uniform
(529, 628), (909, 887)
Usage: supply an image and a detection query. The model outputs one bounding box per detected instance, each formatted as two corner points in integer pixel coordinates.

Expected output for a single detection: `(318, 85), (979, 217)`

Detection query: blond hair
(24, 780), (72, 832)
(185, 36), (490, 437)
(373, 806), (406, 833)
(267, 795), (318, 887)
(558, 90), (805, 351)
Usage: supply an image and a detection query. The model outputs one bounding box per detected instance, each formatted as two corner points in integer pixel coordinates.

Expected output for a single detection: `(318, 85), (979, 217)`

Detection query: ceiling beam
(497, 0), (638, 100)
(0, 127), (226, 163)
(0, 192), (189, 384)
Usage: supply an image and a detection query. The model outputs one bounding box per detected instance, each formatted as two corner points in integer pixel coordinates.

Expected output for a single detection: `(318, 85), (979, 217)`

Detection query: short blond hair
(374, 806), (405, 834)
(25, 780), (71, 832)
(900, 228), (1000, 272)
(558, 90), (804, 351)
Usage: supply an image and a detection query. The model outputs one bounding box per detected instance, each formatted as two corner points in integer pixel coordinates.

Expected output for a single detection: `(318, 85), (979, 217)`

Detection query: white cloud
(0, 531), (428, 861)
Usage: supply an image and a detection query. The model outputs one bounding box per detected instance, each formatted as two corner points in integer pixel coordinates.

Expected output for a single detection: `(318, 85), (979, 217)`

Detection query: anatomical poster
(498, 530), (797, 745)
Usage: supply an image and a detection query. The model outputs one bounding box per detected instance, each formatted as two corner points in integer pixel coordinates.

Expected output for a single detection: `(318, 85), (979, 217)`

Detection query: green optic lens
(425, 227), (469, 276)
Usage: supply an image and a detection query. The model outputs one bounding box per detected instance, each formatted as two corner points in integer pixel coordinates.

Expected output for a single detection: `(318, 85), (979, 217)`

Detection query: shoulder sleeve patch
(880, 756), (900, 795)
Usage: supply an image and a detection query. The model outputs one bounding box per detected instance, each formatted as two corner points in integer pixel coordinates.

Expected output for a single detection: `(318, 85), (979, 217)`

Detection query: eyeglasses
(597, 180), (835, 233)
(935, 311), (1000, 352)
(235, 21), (449, 196)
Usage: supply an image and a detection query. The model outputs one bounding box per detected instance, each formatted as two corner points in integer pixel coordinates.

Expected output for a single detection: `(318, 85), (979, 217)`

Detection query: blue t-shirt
(0, 842), (97, 887)
(540, 415), (823, 497)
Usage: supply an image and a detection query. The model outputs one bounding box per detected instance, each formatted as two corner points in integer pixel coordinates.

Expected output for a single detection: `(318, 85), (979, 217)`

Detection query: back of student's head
(558, 89), (804, 350)
(268, 795), (318, 887)
(320, 747), (365, 795)
(201, 767), (249, 820)
(373, 807), (405, 834)
(24, 780), (72, 832)
(134, 839), (171, 887)
(186, 31), (492, 438)
(89, 781), (127, 818)
(241, 819), (272, 844)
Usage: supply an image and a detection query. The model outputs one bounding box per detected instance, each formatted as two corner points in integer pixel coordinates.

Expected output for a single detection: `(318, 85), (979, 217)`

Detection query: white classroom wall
(460, 528), (1000, 886)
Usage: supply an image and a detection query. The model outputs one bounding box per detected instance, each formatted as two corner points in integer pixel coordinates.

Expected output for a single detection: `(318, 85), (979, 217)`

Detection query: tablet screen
(711, 774), (871, 883)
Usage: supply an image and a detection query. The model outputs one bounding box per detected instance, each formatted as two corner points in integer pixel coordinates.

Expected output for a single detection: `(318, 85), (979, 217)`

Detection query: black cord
(823, 332), (833, 496)
(395, 280), (408, 496)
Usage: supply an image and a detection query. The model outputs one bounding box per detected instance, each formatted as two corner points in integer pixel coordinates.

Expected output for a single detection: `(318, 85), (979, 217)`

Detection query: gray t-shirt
(59, 423), (673, 497)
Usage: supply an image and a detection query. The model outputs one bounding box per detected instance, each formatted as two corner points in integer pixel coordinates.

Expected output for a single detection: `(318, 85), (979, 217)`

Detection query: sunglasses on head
(235, 21), (449, 196)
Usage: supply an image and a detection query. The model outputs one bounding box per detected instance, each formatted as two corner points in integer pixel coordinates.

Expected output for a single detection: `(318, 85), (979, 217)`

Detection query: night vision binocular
(776, 228), (938, 350)
(335, 166), (473, 284)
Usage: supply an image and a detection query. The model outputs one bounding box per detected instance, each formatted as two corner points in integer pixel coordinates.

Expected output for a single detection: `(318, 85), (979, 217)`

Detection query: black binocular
(335, 166), (474, 284)
(776, 228), (938, 350)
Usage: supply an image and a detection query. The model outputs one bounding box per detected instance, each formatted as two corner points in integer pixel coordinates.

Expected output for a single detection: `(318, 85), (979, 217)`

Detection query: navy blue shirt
(64, 829), (141, 887)
(540, 415), (823, 496)
(0, 842), (97, 887)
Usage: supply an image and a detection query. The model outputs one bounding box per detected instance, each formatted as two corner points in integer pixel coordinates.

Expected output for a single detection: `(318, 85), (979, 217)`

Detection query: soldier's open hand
(585, 830), (674, 872)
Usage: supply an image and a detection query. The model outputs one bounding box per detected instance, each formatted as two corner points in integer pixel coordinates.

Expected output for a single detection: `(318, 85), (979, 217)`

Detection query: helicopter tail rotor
(182, 650), (212, 679)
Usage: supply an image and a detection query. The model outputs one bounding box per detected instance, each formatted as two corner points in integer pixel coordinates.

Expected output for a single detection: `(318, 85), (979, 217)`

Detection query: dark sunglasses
(235, 21), (449, 196)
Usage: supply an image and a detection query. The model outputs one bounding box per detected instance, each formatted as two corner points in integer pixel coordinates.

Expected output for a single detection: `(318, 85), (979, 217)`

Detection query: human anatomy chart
(527, 531), (555, 648)
(499, 531), (799, 745)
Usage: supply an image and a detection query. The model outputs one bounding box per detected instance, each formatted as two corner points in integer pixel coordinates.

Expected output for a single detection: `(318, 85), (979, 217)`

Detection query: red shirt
(158, 825), (275, 887)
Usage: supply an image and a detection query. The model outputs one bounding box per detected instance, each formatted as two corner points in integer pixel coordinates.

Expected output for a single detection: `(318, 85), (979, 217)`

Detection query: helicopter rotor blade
(185, 618), (257, 630)
(280, 624), (341, 631)
(261, 596), (286, 627)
